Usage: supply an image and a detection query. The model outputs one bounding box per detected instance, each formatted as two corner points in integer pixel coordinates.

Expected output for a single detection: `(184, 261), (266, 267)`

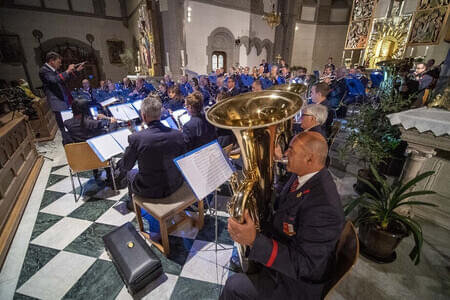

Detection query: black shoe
(229, 254), (243, 273)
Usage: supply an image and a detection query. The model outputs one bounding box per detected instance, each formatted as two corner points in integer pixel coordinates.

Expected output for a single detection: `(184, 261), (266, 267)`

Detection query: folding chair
(64, 142), (117, 201)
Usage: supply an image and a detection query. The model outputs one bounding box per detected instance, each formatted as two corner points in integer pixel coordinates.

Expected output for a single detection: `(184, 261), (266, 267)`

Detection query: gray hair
(141, 96), (162, 121)
(302, 104), (328, 125)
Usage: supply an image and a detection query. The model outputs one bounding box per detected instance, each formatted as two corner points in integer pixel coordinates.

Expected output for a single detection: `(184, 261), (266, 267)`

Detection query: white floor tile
(17, 251), (96, 300)
(31, 217), (92, 250)
(46, 177), (89, 193)
(96, 206), (135, 227)
(40, 194), (85, 217)
(180, 240), (233, 285)
(51, 165), (70, 176)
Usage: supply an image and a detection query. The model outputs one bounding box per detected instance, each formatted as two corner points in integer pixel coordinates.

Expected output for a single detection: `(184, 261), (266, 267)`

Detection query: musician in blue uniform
(240, 67), (254, 93)
(119, 96), (186, 211)
(78, 79), (95, 102)
(224, 77), (240, 98)
(166, 85), (185, 111)
(310, 83), (333, 137)
(179, 75), (193, 97)
(221, 132), (344, 300)
(182, 91), (217, 150)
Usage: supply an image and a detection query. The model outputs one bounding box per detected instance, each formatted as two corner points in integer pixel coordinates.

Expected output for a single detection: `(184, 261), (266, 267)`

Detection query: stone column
(398, 143), (436, 216)
(273, 0), (300, 64)
(160, 0), (186, 77)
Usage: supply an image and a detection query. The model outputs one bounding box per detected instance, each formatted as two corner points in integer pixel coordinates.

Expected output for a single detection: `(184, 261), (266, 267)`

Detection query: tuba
(206, 90), (304, 271)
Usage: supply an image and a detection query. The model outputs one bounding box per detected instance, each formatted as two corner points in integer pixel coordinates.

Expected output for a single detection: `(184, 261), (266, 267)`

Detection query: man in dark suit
(221, 132), (344, 300)
(224, 77), (240, 98)
(299, 104), (328, 138)
(39, 51), (85, 132)
(183, 91), (217, 151)
(120, 96), (186, 210)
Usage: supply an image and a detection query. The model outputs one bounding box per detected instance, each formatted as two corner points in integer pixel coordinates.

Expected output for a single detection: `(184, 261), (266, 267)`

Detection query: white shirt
(295, 171), (319, 191)
(45, 63), (56, 73)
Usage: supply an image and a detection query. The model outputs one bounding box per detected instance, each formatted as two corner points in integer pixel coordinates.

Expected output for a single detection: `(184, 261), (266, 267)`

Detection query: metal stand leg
(214, 189), (226, 252)
(69, 169), (77, 202)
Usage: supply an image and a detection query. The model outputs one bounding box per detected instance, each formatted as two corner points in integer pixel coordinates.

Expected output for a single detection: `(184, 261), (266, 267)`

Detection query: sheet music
(61, 110), (73, 122)
(174, 141), (233, 200)
(172, 109), (187, 120)
(132, 99), (143, 111)
(110, 128), (132, 150)
(109, 103), (140, 121)
(100, 97), (119, 107)
(87, 134), (123, 162)
(179, 113), (191, 126)
(161, 117), (178, 129)
(161, 120), (170, 128)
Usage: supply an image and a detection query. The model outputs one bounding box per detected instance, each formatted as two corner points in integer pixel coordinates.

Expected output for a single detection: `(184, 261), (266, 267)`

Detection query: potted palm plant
(344, 165), (437, 265)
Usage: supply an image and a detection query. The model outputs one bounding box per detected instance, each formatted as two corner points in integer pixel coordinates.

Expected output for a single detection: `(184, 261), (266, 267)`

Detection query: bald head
(286, 132), (328, 176)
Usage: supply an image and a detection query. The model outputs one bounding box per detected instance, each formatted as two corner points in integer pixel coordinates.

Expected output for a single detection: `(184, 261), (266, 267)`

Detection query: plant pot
(378, 156), (406, 177)
(358, 222), (408, 263)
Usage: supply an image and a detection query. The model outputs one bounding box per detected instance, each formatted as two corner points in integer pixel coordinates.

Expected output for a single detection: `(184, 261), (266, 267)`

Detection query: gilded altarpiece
(137, 2), (156, 76)
(364, 15), (412, 69)
(345, 0), (378, 49)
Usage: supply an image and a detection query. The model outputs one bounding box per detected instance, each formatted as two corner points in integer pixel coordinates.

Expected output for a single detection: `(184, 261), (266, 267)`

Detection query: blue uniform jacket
(248, 169), (344, 300)
(121, 120), (186, 198)
(182, 114), (217, 151)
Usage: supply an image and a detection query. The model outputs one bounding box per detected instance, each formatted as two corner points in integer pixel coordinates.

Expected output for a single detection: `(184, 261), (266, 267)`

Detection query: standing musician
(221, 132), (344, 300)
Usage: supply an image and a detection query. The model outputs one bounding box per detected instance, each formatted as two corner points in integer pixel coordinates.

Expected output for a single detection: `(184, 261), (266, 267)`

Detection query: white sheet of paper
(179, 113), (191, 126)
(175, 142), (233, 200)
(100, 97), (119, 107)
(110, 128), (132, 150)
(109, 104), (139, 121)
(87, 134), (123, 162)
(132, 99), (142, 111)
(172, 109), (187, 119)
(161, 120), (170, 128)
(61, 110), (73, 122)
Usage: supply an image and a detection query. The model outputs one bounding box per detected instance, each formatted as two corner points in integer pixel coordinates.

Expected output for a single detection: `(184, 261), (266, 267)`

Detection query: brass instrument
(376, 58), (411, 94)
(206, 90), (303, 271)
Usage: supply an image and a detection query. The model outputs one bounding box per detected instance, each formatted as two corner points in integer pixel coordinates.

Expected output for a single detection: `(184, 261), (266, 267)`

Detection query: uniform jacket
(248, 169), (344, 300)
(121, 120), (186, 198)
(39, 64), (72, 112)
(182, 114), (217, 151)
(63, 117), (108, 144)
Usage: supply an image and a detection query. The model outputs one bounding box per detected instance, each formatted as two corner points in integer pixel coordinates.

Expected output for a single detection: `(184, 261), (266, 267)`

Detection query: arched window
(212, 51), (226, 71)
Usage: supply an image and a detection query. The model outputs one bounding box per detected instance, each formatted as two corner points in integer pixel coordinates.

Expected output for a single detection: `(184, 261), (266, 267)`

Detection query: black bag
(103, 222), (163, 295)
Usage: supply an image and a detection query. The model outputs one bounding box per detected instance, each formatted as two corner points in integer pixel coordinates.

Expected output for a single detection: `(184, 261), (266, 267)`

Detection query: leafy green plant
(345, 165), (437, 265)
(339, 90), (413, 168)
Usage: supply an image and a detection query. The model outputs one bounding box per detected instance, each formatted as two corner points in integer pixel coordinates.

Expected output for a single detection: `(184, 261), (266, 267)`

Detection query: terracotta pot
(359, 222), (408, 261)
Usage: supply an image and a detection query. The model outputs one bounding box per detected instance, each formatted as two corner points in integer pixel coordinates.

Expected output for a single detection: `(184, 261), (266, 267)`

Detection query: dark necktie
(289, 177), (299, 193)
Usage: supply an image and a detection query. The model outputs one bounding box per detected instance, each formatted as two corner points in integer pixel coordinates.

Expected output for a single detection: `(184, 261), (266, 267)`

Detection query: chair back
(323, 220), (359, 299)
(64, 142), (109, 173)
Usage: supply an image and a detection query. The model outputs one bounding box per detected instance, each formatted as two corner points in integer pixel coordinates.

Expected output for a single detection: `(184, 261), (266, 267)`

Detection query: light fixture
(295, 25), (299, 31)
(263, 4), (281, 29)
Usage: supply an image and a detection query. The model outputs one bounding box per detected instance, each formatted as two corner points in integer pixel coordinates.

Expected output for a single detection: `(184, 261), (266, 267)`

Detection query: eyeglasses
(301, 113), (313, 118)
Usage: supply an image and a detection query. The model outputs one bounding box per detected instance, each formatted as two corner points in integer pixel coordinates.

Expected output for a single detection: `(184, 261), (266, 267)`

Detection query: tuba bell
(206, 90), (304, 271)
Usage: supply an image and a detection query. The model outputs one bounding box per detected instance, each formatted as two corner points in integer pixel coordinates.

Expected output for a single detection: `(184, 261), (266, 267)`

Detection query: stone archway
(35, 37), (103, 89)
(262, 39), (273, 61)
(206, 27), (236, 73)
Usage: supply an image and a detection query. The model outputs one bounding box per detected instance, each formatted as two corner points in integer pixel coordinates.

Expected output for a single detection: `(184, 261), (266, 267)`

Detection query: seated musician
(164, 74), (175, 87)
(224, 77), (240, 98)
(128, 77), (149, 98)
(158, 83), (170, 104)
(183, 91), (217, 151)
(63, 98), (117, 144)
(166, 85), (185, 111)
(179, 74), (193, 97)
(310, 82), (333, 137)
(122, 77), (134, 90)
(298, 104), (328, 138)
(221, 131), (344, 300)
(251, 80), (262, 92)
(79, 79), (94, 101)
(119, 96), (186, 211)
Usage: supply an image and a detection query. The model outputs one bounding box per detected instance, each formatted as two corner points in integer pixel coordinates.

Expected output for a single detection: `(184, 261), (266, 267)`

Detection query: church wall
(291, 23), (317, 71)
(312, 24), (348, 71)
(184, 0), (275, 74)
(0, 7), (131, 88)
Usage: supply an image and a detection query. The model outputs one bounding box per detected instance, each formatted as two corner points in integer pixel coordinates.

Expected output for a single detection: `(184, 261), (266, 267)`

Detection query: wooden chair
(64, 142), (117, 201)
(322, 220), (359, 299)
(133, 182), (204, 256)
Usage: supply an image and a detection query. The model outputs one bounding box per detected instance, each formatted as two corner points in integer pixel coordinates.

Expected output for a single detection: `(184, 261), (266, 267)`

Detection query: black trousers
(54, 111), (71, 144)
(220, 268), (278, 300)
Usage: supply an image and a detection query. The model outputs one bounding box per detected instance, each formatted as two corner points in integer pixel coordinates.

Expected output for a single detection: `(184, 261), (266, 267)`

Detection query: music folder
(61, 110), (73, 123)
(108, 103), (140, 121)
(161, 117), (178, 129)
(99, 97), (119, 107)
(87, 128), (132, 162)
(132, 99), (143, 112)
(173, 140), (234, 200)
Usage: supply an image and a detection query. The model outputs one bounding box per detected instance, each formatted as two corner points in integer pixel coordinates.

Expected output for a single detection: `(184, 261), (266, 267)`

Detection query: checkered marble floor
(13, 164), (237, 300)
